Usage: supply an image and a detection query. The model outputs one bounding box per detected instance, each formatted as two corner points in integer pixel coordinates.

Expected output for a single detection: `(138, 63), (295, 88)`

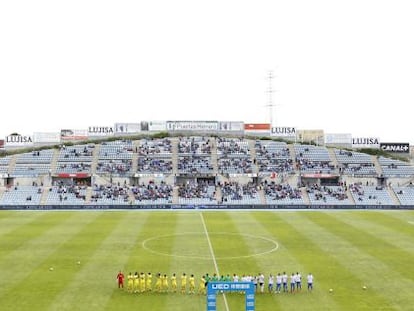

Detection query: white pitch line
(408, 221), (414, 225)
(200, 212), (230, 311)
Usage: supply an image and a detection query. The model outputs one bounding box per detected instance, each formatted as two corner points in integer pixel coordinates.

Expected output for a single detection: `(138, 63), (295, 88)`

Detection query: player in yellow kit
(139, 272), (146, 292)
(146, 272), (152, 291)
(198, 275), (206, 295)
(181, 273), (187, 294)
(162, 274), (169, 292)
(133, 272), (139, 293)
(171, 273), (178, 293)
(127, 272), (134, 293)
(155, 273), (162, 292)
(189, 274), (195, 294)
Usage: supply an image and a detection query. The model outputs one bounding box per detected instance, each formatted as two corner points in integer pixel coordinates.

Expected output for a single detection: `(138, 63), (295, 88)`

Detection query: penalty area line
(200, 212), (230, 311)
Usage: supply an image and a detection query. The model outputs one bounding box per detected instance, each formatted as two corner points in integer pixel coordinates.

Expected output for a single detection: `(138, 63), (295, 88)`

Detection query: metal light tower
(266, 70), (275, 126)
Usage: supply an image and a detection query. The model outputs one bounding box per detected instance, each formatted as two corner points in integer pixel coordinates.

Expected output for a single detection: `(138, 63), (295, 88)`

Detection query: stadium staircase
(6, 154), (17, 176)
(387, 186), (401, 205)
(50, 148), (60, 178)
(171, 137), (179, 176)
(345, 187), (356, 205)
(172, 186), (179, 204)
(287, 143), (296, 162)
(327, 148), (339, 171)
(90, 143), (101, 174)
(171, 137), (179, 205)
(215, 185), (223, 204)
(301, 188), (311, 205)
(210, 138), (218, 175)
(40, 187), (50, 205)
(372, 155), (383, 176)
(131, 140), (139, 173)
(85, 187), (93, 204)
(258, 187), (266, 204)
(247, 139), (259, 175)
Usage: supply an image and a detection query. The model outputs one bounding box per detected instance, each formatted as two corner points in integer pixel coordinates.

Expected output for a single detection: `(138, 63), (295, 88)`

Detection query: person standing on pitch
(116, 271), (125, 289)
(282, 272), (288, 292)
(276, 273), (282, 293)
(268, 274), (274, 293)
(307, 273), (314, 291)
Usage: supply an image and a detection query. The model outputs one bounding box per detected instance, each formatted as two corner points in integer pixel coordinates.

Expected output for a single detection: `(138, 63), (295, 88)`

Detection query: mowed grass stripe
(202, 212), (264, 311)
(0, 212), (99, 298)
(46, 212), (147, 311)
(228, 211), (305, 311)
(376, 210), (414, 231)
(328, 211), (414, 256)
(0, 211), (43, 236)
(0, 212), (70, 260)
(285, 212), (409, 310)
(163, 212), (211, 311)
(106, 212), (179, 311)
(250, 212), (343, 311)
(309, 212), (414, 283)
(0, 212), (119, 310)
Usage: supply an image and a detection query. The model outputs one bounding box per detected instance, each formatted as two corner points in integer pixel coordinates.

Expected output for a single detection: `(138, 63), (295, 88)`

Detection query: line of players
(116, 271), (314, 294)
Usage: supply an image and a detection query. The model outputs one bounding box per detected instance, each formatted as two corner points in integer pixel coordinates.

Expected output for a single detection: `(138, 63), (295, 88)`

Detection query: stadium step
(387, 185), (401, 205)
(131, 140), (139, 173)
(50, 148), (60, 179)
(211, 138), (218, 175)
(258, 188), (266, 204)
(301, 187), (311, 205)
(346, 186), (356, 205)
(247, 139), (259, 174)
(40, 187), (50, 205)
(85, 186), (93, 204)
(327, 148), (340, 172)
(90, 143), (101, 174)
(172, 186), (179, 204)
(371, 155), (383, 176)
(6, 154), (17, 176)
(171, 137), (179, 176)
(215, 185), (222, 203)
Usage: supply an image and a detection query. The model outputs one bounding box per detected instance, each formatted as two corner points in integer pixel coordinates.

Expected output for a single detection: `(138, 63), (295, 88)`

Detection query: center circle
(142, 232), (279, 260)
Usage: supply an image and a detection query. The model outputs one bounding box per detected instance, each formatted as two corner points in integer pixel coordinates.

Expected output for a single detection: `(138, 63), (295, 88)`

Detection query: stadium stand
(262, 181), (304, 205)
(1, 135), (414, 209)
(255, 140), (294, 175)
(219, 181), (261, 204)
(378, 157), (414, 178)
(178, 180), (216, 205)
(392, 185), (414, 205)
(294, 144), (336, 174)
(131, 181), (173, 204)
(349, 183), (395, 205)
(0, 185), (43, 205)
(306, 184), (352, 205)
(334, 149), (377, 176)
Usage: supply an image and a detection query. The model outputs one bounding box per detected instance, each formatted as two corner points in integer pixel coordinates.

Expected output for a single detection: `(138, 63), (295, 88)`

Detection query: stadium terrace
(1, 129), (414, 209)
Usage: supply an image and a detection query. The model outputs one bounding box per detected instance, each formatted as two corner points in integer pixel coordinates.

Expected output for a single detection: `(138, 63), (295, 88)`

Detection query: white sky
(1, 0), (413, 143)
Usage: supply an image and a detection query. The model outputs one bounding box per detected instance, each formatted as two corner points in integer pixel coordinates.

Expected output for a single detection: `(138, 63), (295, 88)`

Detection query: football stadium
(1, 121), (414, 311)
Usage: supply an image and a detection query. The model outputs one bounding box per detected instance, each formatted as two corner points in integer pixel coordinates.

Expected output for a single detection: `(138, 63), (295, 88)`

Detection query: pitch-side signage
(167, 121), (219, 131)
(270, 127), (296, 137)
(207, 282), (255, 311)
(5, 134), (34, 147)
(380, 143), (410, 153)
(352, 137), (380, 149)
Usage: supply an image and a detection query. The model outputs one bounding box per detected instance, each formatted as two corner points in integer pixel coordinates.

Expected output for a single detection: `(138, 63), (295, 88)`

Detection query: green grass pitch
(0, 210), (413, 311)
